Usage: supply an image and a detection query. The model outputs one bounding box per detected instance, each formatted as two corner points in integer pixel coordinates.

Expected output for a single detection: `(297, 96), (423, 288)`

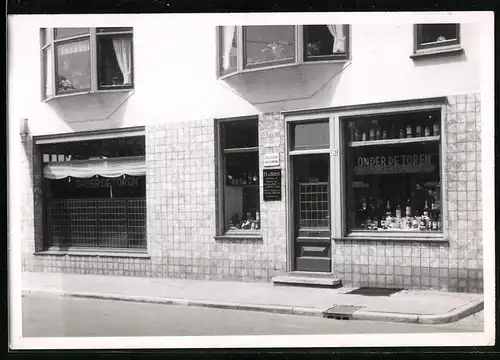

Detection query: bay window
(41, 27), (134, 99)
(217, 118), (260, 234)
(343, 110), (442, 236)
(217, 24), (349, 77)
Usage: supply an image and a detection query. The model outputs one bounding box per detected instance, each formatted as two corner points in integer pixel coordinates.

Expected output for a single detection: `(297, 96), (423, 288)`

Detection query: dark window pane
(421, 24), (458, 44)
(224, 152), (260, 231)
(54, 28), (90, 40)
(98, 34), (134, 88)
(40, 136), (145, 161)
(219, 26), (237, 75)
(304, 25), (347, 60)
(244, 25), (295, 68)
(344, 111), (442, 233)
(291, 121), (329, 150)
(97, 27), (133, 33)
(56, 39), (91, 93)
(222, 119), (258, 149)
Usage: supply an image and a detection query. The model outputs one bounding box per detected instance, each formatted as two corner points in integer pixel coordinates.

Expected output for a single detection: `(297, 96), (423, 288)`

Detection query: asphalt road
(22, 294), (484, 337)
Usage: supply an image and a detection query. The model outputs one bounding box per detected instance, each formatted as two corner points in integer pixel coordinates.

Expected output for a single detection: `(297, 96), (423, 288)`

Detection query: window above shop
(217, 25), (349, 78)
(412, 23), (463, 57)
(41, 27), (134, 100)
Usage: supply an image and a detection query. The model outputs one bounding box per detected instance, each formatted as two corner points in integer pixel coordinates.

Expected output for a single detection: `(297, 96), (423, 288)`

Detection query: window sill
(34, 249), (150, 258)
(338, 231), (447, 242)
(214, 232), (263, 241)
(44, 88), (134, 102)
(410, 45), (464, 59)
(218, 58), (350, 80)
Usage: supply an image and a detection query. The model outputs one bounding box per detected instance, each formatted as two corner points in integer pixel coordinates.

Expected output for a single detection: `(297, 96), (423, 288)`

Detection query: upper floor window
(41, 27), (134, 99)
(415, 24), (460, 51)
(217, 25), (349, 77)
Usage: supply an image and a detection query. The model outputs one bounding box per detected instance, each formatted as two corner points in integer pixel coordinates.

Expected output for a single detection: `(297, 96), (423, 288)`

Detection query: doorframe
(284, 115), (335, 273)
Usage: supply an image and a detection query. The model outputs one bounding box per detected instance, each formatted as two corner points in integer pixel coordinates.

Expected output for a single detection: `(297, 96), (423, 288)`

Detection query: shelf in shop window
(348, 135), (440, 148)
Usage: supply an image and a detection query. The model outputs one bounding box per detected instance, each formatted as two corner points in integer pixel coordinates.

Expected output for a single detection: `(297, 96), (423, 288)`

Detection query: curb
(22, 288), (483, 324)
(22, 288), (324, 318)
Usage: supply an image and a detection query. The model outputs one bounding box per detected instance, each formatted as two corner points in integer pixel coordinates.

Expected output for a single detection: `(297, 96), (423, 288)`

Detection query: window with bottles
(415, 24), (460, 51)
(41, 27), (133, 99)
(217, 25), (349, 76)
(219, 118), (260, 233)
(343, 110), (442, 234)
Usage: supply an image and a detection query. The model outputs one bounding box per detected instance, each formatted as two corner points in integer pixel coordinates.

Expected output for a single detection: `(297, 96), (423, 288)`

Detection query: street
(22, 294), (484, 337)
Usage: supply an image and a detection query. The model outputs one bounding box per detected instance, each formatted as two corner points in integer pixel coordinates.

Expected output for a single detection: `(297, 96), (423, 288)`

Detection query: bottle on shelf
(248, 172), (253, 184)
(415, 124), (422, 137)
(437, 213), (441, 231)
(369, 127), (375, 141)
(376, 127), (382, 140)
(354, 127), (360, 141)
(242, 172), (247, 185)
(362, 132), (367, 141)
(405, 198), (412, 217)
(424, 126), (431, 137)
(395, 204), (402, 218)
(406, 124), (413, 138)
(433, 123), (440, 136)
(399, 128), (405, 138)
(386, 200), (392, 218)
(349, 121), (355, 142)
(383, 129), (388, 140)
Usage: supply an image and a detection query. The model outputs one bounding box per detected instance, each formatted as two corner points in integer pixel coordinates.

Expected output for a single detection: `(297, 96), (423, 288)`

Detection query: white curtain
(44, 156), (145, 179)
(112, 36), (133, 84)
(45, 48), (54, 97)
(222, 26), (236, 70)
(326, 25), (346, 53)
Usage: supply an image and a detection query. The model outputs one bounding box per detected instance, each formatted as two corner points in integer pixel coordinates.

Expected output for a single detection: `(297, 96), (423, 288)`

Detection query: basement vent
(346, 287), (404, 296)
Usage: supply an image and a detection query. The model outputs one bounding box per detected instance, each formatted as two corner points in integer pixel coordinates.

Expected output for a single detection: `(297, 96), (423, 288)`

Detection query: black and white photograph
(7, 11), (495, 350)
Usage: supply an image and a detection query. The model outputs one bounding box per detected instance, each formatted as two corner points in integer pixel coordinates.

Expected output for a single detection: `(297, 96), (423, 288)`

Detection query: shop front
(282, 94), (482, 292)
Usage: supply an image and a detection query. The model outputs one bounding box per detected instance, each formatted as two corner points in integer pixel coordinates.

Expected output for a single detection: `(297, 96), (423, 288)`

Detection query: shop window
(40, 136), (146, 250)
(219, 118), (260, 233)
(217, 25), (349, 77)
(343, 110), (442, 235)
(41, 27), (133, 99)
(415, 24), (460, 51)
(303, 25), (348, 61)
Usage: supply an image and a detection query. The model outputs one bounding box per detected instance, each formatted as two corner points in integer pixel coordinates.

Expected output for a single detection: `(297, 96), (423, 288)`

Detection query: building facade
(10, 16), (486, 292)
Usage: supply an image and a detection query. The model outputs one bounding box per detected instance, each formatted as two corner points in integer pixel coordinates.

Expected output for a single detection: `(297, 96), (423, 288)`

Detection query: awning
(43, 156), (145, 179)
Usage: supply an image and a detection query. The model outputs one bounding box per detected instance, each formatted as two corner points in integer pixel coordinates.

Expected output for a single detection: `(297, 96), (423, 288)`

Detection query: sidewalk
(21, 271), (483, 325)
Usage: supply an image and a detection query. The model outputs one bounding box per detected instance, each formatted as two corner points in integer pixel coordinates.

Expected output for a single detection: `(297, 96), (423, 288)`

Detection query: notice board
(263, 169), (281, 201)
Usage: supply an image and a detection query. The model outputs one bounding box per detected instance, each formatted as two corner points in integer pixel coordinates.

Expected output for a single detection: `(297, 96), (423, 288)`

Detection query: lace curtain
(112, 36), (133, 84)
(326, 25), (346, 53)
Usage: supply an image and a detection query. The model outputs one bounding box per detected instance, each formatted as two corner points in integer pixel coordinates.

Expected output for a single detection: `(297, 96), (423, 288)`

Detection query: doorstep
(272, 272), (342, 288)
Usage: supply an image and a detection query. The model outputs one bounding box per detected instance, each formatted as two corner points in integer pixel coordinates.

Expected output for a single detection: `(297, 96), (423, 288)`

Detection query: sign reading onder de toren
(354, 153), (437, 176)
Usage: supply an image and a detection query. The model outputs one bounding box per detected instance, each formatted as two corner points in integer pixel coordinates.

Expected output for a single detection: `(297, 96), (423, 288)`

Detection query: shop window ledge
(349, 135), (440, 148)
(34, 249), (150, 258)
(214, 233), (263, 241)
(338, 232), (447, 242)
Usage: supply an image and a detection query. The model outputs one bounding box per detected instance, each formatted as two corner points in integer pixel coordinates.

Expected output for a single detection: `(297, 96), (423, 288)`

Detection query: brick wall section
(333, 93), (483, 292)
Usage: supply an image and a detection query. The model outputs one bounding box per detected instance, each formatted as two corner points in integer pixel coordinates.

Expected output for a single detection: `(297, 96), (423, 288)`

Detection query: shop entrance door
(292, 153), (331, 272)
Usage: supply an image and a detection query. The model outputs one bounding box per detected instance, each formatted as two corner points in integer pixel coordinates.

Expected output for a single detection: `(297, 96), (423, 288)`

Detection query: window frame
(215, 116), (262, 238)
(414, 24), (461, 53)
(41, 27), (134, 101)
(216, 25), (351, 78)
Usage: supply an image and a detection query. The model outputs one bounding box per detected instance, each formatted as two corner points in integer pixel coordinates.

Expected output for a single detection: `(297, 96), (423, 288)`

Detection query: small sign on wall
(263, 153), (280, 167)
(263, 169), (281, 201)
